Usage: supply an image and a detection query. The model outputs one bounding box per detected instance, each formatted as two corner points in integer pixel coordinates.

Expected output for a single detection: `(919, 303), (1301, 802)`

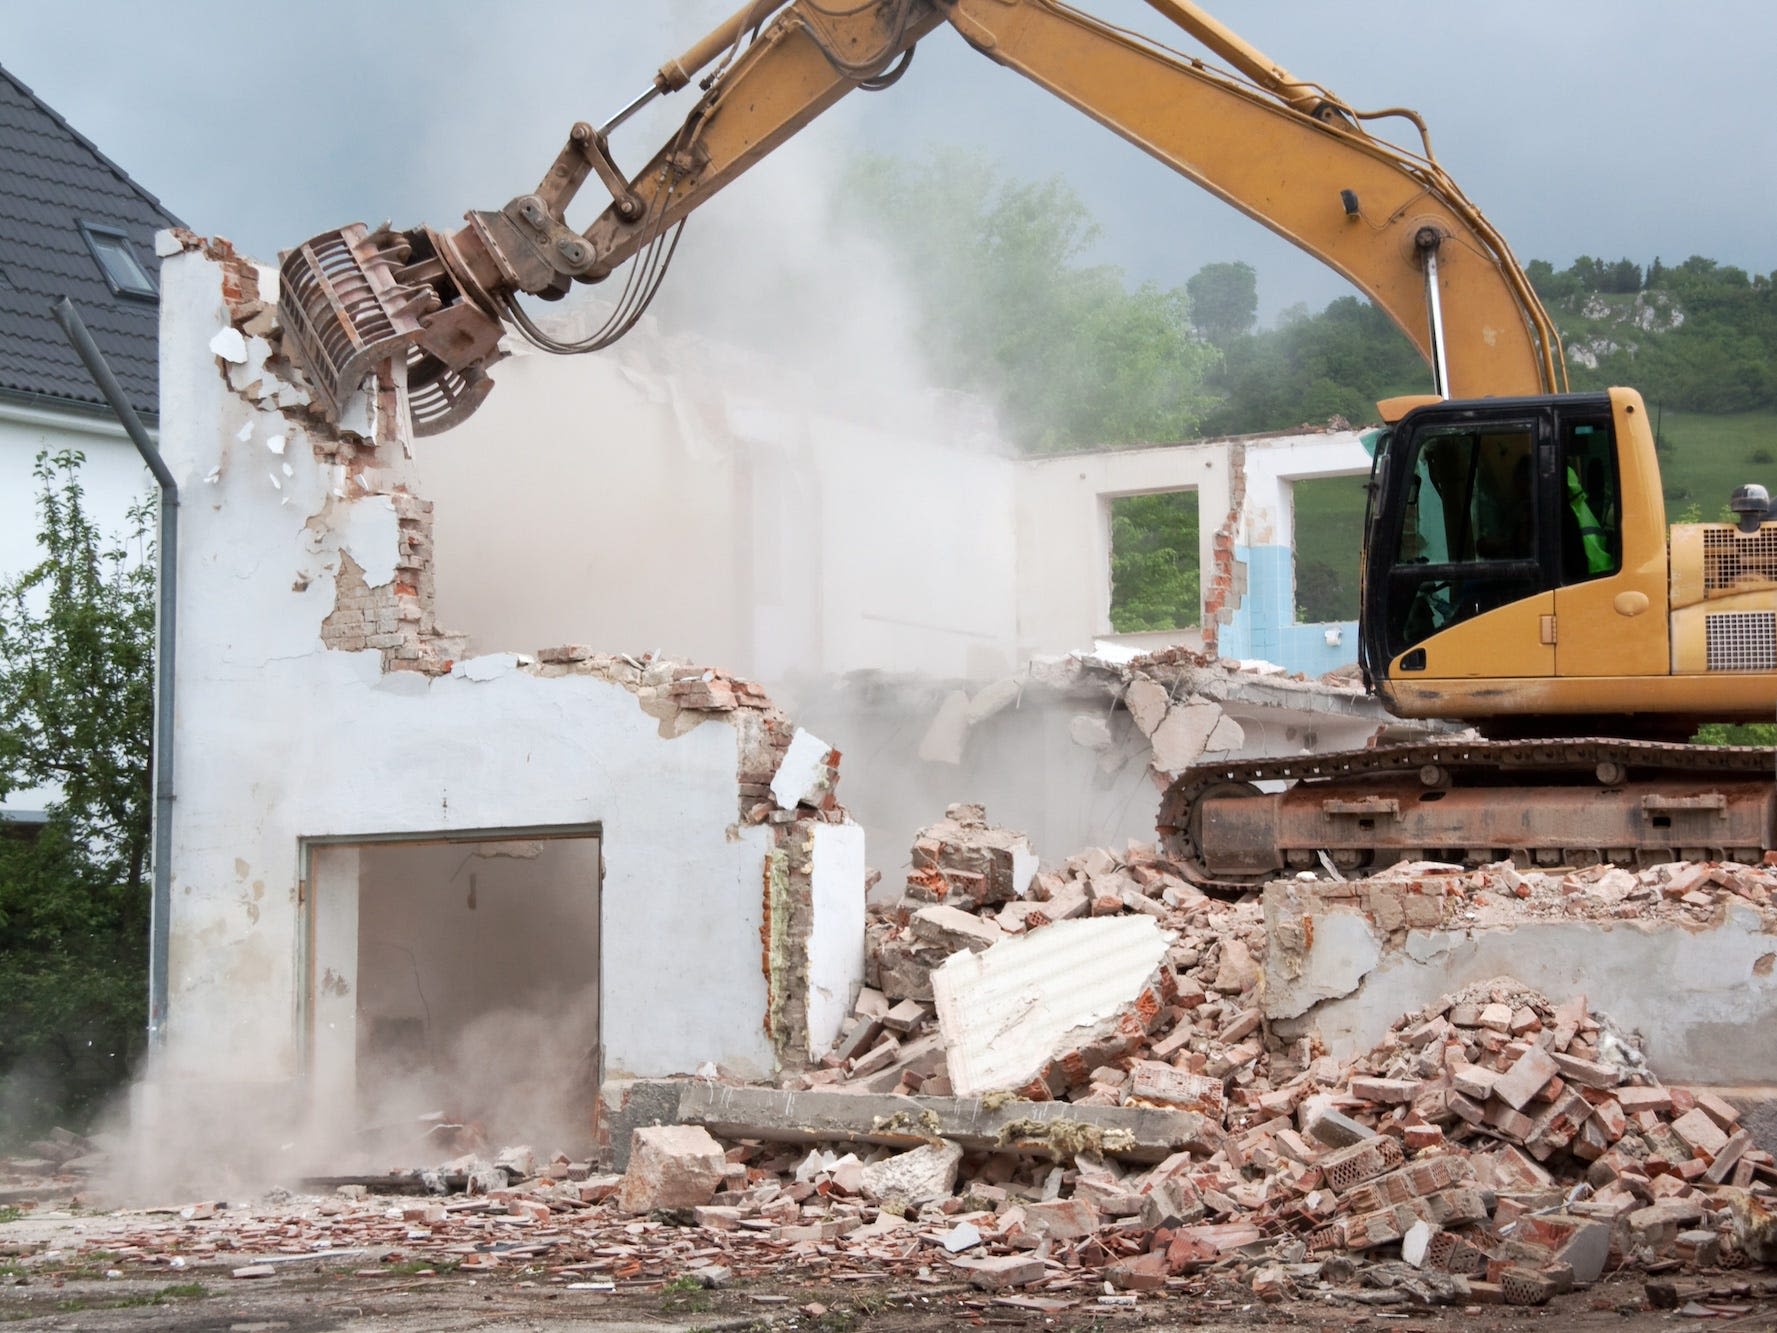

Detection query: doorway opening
(306, 827), (601, 1164)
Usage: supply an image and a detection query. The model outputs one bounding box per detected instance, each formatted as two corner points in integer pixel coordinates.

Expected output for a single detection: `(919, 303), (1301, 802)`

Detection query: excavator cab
(1359, 393), (1629, 728)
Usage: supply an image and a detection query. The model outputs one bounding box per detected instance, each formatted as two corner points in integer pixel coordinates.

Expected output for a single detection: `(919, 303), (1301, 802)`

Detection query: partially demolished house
(149, 230), (1413, 1145)
(120, 233), (1777, 1310)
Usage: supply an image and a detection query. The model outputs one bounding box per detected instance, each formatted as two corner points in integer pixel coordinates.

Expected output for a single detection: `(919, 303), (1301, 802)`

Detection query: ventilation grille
(1704, 528), (1777, 591)
(1706, 610), (1777, 671)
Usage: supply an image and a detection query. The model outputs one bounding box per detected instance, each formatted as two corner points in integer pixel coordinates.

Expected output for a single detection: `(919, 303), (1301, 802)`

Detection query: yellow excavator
(275, 0), (1776, 886)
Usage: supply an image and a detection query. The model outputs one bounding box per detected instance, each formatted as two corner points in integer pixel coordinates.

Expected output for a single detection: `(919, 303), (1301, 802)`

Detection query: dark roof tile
(0, 63), (182, 418)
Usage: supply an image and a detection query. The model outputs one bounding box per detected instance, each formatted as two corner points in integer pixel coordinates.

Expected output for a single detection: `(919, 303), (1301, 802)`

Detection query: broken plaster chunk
(226, 335), (272, 393)
(1401, 1218), (1438, 1268)
(918, 690), (971, 765)
(911, 903), (1004, 955)
(965, 676), (1022, 726)
(1202, 712), (1245, 753)
(1123, 676), (1171, 737)
(933, 915), (1174, 1097)
(1148, 698), (1225, 773)
(617, 1125), (727, 1213)
(859, 1138), (962, 1206)
(1261, 900), (1383, 1019)
(1069, 713), (1114, 751)
(209, 325), (247, 363)
(770, 727), (834, 810)
(266, 433), (287, 455)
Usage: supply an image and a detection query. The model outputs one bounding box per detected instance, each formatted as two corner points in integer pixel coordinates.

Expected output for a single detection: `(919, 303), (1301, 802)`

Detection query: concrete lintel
(607, 1080), (1211, 1168)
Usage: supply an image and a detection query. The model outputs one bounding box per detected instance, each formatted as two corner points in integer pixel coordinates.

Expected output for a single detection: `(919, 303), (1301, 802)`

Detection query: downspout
(50, 296), (178, 1051)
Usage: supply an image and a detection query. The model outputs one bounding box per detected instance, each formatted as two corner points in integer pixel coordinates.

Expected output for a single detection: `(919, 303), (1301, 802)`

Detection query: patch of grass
(47, 1249), (128, 1280)
(151, 1282), (210, 1302)
(51, 1282), (210, 1314)
(1656, 409), (1777, 518)
(383, 1256), (459, 1276)
(0, 1207), (23, 1224)
(661, 1273), (712, 1314)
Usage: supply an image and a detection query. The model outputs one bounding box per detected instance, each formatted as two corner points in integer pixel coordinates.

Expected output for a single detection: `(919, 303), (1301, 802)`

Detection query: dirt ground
(5, 1207), (1776, 1333)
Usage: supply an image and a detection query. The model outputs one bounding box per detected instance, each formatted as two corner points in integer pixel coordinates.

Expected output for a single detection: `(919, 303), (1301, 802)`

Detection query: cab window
(1559, 418), (1620, 582)
(1384, 421), (1544, 657)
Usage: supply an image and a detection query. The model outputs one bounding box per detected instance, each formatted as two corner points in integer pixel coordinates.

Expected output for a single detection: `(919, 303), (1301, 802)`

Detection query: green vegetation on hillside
(1539, 255), (1777, 412)
(839, 149), (1219, 452)
(843, 152), (1777, 632)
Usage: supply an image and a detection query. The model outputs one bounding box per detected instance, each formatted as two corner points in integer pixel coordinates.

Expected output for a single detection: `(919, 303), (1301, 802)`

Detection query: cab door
(1551, 404), (1668, 677)
(1373, 412), (1555, 680)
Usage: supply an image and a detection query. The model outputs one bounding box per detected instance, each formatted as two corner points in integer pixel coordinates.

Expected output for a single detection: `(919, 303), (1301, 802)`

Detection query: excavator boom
(276, 0), (1563, 434)
(270, 0), (1774, 884)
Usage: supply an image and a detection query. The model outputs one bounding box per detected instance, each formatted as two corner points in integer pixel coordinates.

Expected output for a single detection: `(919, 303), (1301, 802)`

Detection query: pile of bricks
(1440, 857), (1777, 927)
(780, 811), (1777, 1302)
(847, 807), (1265, 1099)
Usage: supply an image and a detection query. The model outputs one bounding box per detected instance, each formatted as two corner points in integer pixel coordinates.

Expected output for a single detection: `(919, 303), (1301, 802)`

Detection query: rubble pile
(848, 803), (1268, 1100)
(749, 808), (1777, 1304)
(9, 812), (1777, 1314)
(1441, 857), (1777, 926)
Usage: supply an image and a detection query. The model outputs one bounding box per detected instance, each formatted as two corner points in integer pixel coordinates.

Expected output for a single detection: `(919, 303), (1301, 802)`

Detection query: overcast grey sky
(6, 1), (1774, 322)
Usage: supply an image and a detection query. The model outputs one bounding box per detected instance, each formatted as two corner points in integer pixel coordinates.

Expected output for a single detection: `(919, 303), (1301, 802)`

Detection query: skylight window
(78, 222), (157, 299)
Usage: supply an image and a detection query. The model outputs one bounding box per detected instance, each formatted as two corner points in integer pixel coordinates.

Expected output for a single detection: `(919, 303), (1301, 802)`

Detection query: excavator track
(1158, 739), (1777, 895)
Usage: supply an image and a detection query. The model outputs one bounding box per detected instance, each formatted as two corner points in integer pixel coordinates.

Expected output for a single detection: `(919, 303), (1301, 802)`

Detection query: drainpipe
(50, 296), (178, 1051)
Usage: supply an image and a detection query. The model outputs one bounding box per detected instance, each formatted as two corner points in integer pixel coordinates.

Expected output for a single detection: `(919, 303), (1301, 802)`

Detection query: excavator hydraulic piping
(601, 85), (661, 138)
(1416, 227), (1450, 398)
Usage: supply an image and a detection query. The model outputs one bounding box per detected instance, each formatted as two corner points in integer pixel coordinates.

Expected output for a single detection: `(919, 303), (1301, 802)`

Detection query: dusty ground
(5, 1203), (1775, 1333)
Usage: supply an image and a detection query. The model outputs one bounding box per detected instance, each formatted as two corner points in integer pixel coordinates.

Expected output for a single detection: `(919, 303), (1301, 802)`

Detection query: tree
(1109, 492), (1199, 631)
(1185, 261), (1257, 343)
(0, 451), (154, 1132)
(1196, 294), (1427, 436)
(837, 149), (1220, 452)
(1604, 258), (1643, 295)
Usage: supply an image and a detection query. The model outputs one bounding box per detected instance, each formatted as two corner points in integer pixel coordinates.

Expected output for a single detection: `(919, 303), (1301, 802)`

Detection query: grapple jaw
(277, 223), (501, 437)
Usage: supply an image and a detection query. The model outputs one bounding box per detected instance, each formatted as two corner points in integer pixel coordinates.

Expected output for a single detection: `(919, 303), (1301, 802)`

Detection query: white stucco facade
(150, 240), (864, 1150)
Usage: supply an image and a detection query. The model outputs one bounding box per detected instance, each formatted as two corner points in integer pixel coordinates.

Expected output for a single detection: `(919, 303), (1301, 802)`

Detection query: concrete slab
(613, 1080), (1212, 1164)
(932, 916), (1173, 1096)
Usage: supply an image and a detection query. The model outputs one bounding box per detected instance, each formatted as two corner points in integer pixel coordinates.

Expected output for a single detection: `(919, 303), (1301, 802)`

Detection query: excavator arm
(278, 0), (1566, 435)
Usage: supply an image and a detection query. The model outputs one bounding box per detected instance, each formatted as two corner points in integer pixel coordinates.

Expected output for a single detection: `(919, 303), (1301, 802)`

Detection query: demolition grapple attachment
(277, 223), (500, 437)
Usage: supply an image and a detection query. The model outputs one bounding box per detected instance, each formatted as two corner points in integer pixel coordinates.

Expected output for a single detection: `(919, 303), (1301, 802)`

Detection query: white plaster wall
(806, 822), (867, 1057)
(423, 336), (1020, 683)
(157, 250), (782, 1103)
(421, 342), (1371, 685)
(0, 404), (153, 816)
(1016, 442), (1229, 657)
(1239, 434), (1371, 547)
(1267, 901), (1777, 1085)
(423, 348), (747, 669)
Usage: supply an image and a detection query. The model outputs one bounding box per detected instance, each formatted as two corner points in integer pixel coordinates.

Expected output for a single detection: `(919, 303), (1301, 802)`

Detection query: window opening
(1291, 475), (1367, 622)
(1108, 490), (1200, 631)
(1385, 421), (1544, 656)
(78, 223), (157, 299)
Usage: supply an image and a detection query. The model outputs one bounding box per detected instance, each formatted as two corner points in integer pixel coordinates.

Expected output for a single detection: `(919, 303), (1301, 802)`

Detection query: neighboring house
(0, 64), (181, 826)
